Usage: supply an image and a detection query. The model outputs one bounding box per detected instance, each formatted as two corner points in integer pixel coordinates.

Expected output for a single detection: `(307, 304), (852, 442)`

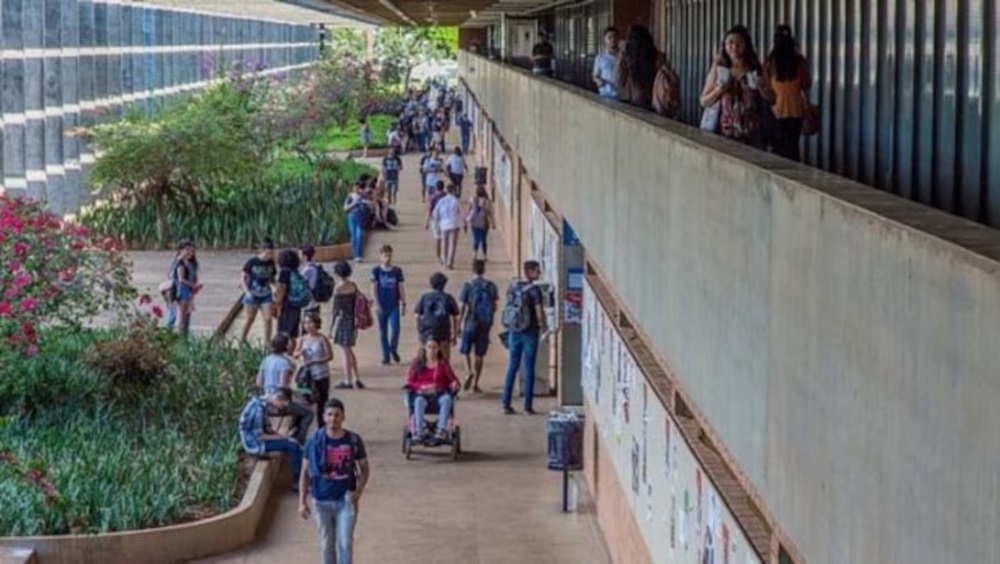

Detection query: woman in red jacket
(406, 340), (461, 440)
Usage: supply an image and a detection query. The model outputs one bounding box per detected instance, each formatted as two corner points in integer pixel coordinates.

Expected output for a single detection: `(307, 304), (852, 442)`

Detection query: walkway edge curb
(0, 459), (281, 564)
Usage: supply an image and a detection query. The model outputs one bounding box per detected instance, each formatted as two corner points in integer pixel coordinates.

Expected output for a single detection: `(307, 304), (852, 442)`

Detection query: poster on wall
(492, 133), (512, 209)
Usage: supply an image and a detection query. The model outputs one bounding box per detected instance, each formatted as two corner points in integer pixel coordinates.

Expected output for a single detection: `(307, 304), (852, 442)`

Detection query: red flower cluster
(0, 196), (132, 354)
(0, 450), (62, 506)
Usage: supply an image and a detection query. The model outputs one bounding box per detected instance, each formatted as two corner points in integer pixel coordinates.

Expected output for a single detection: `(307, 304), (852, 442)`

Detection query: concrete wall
(0, 0), (320, 216)
(460, 52), (1000, 563)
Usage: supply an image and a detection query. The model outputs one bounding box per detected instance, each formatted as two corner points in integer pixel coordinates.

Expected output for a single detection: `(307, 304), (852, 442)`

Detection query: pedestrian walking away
(458, 259), (499, 393)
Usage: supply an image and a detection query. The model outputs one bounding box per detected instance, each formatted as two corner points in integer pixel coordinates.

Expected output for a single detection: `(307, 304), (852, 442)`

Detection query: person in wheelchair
(405, 339), (461, 442)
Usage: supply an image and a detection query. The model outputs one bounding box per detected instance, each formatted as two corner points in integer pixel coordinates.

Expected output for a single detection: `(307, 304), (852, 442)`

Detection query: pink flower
(25, 344), (38, 357)
(151, 305), (164, 319)
(19, 297), (37, 313)
(12, 272), (31, 290)
(12, 242), (29, 257)
(138, 294), (152, 305)
(7, 261), (21, 274)
(0, 302), (10, 318)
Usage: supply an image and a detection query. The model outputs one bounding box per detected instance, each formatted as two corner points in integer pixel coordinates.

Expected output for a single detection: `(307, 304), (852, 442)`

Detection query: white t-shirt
(446, 154), (465, 175)
(433, 194), (462, 231)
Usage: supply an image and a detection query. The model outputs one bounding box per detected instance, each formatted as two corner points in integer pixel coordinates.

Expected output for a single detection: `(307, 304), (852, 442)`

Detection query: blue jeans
(501, 330), (540, 410)
(164, 302), (177, 329)
(347, 214), (364, 260)
(263, 438), (302, 486)
(414, 393), (454, 433)
(471, 227), (488, 254)
(461, 134), (470, 154)
(313, 495), (356, 564)
(377, 306), (401, 362)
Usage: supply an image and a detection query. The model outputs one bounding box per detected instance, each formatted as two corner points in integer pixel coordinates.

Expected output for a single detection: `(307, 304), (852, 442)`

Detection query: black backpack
(474, 166), (488, 186)
(420, 292), (451, 334)
(309, 264), (335, 303)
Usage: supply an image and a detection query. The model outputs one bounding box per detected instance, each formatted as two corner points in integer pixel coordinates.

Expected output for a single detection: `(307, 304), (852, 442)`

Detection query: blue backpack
(469, 280), (495, 328)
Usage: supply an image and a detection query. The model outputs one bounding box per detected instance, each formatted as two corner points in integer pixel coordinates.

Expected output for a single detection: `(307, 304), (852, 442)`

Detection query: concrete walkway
(130, 149), (610, 563)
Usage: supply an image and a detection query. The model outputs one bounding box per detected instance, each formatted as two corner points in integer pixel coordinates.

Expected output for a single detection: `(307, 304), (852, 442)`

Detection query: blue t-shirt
(259, 353), (292, 394)
(370, 265), (405, 310)
(382, 156), (402, 182)
(458, 116), (472, 135)
(308, 431), (368, 502)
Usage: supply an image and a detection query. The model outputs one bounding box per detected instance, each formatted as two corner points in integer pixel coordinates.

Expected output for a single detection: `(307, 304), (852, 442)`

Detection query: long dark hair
(620, 25), (658, 92)
(411, 341), (444, 372)
(719, 25), (761, 71)
(767, 25), (800, 81)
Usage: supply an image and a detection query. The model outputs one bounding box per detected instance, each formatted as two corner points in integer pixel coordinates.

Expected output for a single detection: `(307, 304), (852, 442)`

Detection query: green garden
(0, 29), (457, 538)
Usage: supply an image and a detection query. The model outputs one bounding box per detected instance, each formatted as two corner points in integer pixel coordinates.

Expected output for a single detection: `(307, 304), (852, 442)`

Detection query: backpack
(285, 270), (313, 309)
(386, 207), (399, 226)
(502, 282), (535, 332)
(469, 280), (496, 328)
(652, 63), (682, 118)
(467, 199), (488, 229)
(354, 292), (373, 330)
(474, 166), (488, 185)
(420, 292), (451, 334)
(310, 264), (335, 303)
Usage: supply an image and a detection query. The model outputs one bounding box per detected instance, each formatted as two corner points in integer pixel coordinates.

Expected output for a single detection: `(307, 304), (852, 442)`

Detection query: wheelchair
(401, 389), (462, 461)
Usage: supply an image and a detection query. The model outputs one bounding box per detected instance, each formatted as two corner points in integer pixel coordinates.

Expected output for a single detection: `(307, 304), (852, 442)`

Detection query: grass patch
(0, 329), (263, 536)
(311, 114), (396, 152)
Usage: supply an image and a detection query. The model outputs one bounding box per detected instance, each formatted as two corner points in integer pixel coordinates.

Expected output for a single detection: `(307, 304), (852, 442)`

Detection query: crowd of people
(530, 22), (814, 162)
(157, 84), (553, 563)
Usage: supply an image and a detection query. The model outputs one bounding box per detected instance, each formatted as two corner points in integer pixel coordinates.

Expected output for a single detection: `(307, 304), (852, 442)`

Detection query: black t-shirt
(532, 42), (554, 69)
(414, 290), (460, 341)
(509, 281), (545, 331)
(459, 278), (499, 332)
(243, 256), (276, 297)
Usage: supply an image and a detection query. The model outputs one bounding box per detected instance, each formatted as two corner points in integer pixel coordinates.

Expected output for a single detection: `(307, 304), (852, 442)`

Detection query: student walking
(445, 147), (468, 198)
(240, 238), (277, 344)
(369, 245), (407, 365)
(421, 149), (444, 201)
(414, 272), (461, 361)
(465, 185), (494, 261)
(432, 185), (463, 270)
(458, 259), (499, 393)
(275, 249), (312, 353)
(424, 181), (447, 264)
(359, 118), (372, 159)
(381, 148), (404, 206)
(344, 183), (370, 263)
(764, 25), (812, 161)
(299, 398), (370, 564)
(330, 261), (366, 389)
(500, 261), (548, 415)
(167, 240), (202, 337)
(700, 25), (770, 147)
(593, 26), (621, 98)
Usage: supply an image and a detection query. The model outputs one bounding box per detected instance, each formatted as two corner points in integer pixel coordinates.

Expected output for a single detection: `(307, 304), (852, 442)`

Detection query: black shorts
(277, 307), (302, 338)
(459, 327), (490, 357)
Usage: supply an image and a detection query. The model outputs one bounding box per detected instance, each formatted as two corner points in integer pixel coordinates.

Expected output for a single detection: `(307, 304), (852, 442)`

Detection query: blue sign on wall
(563, 219), (580, 246)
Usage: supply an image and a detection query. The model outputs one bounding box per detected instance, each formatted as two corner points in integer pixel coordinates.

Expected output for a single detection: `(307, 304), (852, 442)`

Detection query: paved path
(128, 149), (610, 563)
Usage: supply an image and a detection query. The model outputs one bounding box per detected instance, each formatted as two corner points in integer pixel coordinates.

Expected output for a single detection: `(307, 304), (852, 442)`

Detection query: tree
(376, 27), (457, 87)
(87, 82), (264, 248)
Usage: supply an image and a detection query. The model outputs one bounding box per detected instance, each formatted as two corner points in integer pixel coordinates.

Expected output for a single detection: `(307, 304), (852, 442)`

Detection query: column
(43, 0), (64, 212)
(61, 0), (82, 212)
(1, 0), (24, 196)
(24, 0), (46, 201)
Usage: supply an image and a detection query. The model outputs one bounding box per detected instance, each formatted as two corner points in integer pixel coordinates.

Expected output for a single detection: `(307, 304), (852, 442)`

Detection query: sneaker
(435, 429), (448, 441)
(381, 359), (391, 366)
(473, 386), (483, 395)
(355, 380), (366, 389)
(524, 408), (537, 415)
(391, 352), (401, 364)
(334, 381), (354, 389)
(463, 375), (474, 391)
(503, 406), (516, 415)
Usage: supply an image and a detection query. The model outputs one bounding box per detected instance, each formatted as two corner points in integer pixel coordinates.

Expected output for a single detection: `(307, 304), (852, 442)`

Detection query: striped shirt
(239, 396), (271, 455)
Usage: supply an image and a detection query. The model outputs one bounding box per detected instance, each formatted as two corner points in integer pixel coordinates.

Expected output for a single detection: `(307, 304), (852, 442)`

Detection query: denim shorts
(177, 285), (194, 303)
(242, 293), (273, 308)
(459, 328), (491, 357)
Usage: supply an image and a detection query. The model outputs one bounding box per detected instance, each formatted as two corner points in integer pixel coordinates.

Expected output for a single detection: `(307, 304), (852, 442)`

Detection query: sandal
(334, 381), (354, 389)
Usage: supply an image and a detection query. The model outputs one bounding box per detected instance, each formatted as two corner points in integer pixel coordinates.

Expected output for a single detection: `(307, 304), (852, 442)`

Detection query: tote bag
(700, 66), (731, 132)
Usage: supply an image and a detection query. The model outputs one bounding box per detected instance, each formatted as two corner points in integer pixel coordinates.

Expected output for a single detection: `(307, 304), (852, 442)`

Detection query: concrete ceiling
(140, 0), (379, 26)
(320, 0), (560, 27)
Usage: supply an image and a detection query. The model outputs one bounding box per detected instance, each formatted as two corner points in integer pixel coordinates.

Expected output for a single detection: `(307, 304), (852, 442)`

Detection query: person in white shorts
(432, 184), (463, 270)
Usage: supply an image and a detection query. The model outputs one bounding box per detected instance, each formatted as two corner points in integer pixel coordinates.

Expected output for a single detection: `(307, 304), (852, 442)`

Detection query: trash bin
(547, 411), (584, 471)
(474, 166), (488, 186)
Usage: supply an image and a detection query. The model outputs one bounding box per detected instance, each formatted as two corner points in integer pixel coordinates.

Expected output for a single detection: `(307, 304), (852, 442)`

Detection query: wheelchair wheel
(401, 428), (409, 454)
(451, 427), (461, 460)
(404, 436), (413, 460)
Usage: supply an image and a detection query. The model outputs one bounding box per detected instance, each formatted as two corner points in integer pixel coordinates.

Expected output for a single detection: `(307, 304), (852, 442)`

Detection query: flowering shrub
(0, 196), (133, 354)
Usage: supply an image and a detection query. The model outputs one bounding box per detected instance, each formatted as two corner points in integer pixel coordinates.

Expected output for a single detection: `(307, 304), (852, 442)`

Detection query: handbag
(802, 102), (820, 136)
(700, 66), (731, 132)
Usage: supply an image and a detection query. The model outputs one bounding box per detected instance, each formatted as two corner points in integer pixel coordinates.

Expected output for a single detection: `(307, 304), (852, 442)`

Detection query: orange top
(769, 59), (811, 119)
